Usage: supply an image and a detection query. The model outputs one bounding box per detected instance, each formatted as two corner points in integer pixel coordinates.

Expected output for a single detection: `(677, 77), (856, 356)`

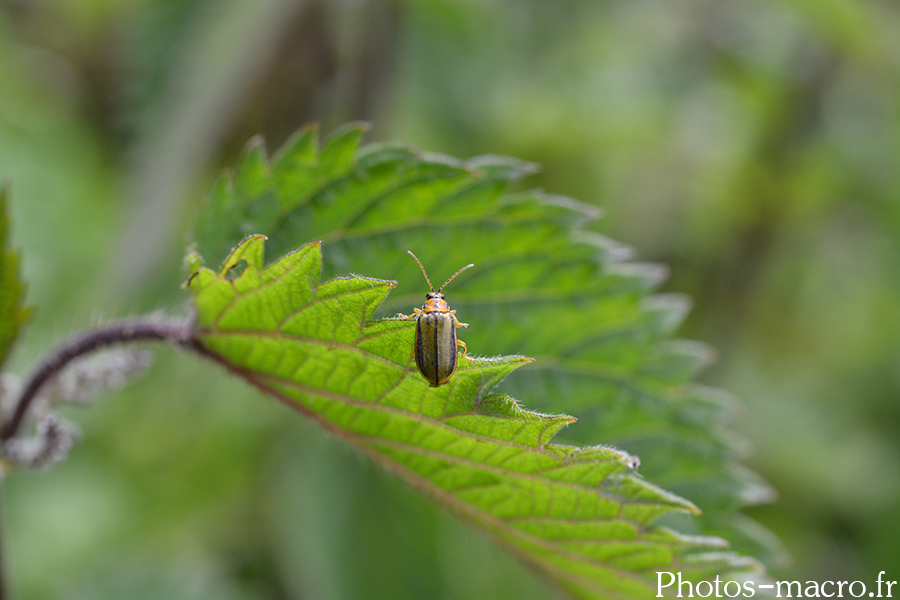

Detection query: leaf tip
(183, 243), (204, 284)
(217, 234), (268, 277)
(244, 133), (266, 151)
(684, 499), (703, 516)
(325, 120), (371, 143)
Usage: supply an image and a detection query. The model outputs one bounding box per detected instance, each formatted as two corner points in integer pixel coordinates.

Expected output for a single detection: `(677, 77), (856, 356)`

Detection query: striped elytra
(414, 310), (458, 387)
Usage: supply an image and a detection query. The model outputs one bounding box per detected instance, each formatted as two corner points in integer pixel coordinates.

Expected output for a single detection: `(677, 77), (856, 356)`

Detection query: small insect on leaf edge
(400, 251), (474, 387)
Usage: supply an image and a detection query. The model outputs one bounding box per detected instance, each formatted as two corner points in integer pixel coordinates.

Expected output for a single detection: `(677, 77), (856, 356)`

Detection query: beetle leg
(397, 308), (423, 320)
(457, 339), (473, 362)
(450, 310), (469, 328)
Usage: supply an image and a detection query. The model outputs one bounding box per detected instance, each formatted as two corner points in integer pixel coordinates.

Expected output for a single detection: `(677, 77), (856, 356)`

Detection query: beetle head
(423, 292), (449, 312)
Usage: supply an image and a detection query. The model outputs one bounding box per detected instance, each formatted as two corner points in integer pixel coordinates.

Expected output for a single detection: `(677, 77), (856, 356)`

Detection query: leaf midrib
(250, 371), (685, 515)
(224, 363), (668, 597)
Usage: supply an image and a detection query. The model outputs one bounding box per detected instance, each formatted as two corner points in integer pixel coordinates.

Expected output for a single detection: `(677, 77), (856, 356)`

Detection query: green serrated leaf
(0, 184), (32, 370)
(188, 235), (760, 599)
(187, 123), (772, 597)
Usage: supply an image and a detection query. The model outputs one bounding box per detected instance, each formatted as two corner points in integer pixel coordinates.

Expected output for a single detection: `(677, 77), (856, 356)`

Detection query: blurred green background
(2, 0), (899, 598)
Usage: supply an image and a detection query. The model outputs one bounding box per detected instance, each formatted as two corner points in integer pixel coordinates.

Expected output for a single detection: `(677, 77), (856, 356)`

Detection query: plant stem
(0, 318), (194, 441)
(0, 318), (195, 599)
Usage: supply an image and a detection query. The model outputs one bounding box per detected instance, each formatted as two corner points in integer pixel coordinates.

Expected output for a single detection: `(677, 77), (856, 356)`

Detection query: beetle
(400, 251), (474, 387)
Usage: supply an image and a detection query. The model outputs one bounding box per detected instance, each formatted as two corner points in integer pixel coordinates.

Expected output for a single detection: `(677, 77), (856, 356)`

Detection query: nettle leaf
(188, 124), (769, 598)
(0, 185), (31, 370)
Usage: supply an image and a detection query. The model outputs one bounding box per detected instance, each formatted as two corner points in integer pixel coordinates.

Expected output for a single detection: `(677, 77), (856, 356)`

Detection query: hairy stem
(0, 318), (194, 441)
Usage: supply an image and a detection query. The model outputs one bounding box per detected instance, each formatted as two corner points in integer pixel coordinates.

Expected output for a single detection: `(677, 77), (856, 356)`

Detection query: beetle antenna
(407, 251), (435, 292)
(437, 262), (474, 293)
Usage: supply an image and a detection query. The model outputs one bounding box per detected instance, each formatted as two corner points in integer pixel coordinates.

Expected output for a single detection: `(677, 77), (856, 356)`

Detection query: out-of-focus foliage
(0, 186), (31, 369)
(1, 0), (898, 598)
